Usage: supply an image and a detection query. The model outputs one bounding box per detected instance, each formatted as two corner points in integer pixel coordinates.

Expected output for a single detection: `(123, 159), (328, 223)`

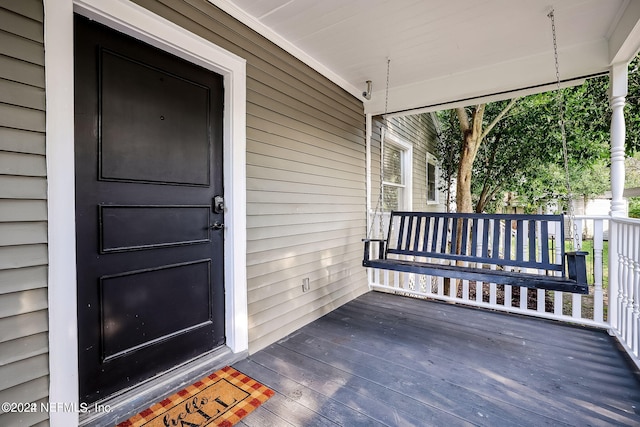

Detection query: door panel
(99, 205), (211, 252)
(100, 49), (211, 186)
(100, 260), (212, 360)
(74, 15), (225, 403)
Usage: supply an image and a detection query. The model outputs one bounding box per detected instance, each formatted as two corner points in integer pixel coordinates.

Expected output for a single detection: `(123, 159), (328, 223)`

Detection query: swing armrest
(362, 239), (386, 264)
(565, 251), (589, 285)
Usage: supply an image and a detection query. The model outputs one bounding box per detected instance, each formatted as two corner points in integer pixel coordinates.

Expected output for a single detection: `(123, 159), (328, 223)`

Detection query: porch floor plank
(234, 291), (640, 426)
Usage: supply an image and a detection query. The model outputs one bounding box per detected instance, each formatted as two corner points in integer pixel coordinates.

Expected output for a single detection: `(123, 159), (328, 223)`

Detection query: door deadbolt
(213, 195), (224, 214)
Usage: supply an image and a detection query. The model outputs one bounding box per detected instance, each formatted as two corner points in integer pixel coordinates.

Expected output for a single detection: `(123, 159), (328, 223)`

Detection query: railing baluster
(572, 292), (582, 318)
(520, 286), (527, 309)
(632, 224), (640, 356)
(625, 223), (634, 349)
(537, 288), (545, 313)
(618, 224), (631, 345)
(593, 219), (604, 323)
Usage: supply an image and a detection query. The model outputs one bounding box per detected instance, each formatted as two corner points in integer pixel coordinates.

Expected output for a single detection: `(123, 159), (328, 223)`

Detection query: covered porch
(213, 0), (640, 370)
(154, 1), (640, 424)
(22, 1), (640, 425)
(235, 291), (640, 426)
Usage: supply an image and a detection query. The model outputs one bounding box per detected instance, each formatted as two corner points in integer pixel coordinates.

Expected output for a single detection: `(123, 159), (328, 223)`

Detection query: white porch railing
(609, 217), (640, 363)
(367, 211), (640, 366)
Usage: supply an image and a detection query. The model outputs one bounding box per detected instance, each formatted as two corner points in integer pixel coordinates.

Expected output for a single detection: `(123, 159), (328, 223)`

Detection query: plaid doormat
(116, 366), (274, 427)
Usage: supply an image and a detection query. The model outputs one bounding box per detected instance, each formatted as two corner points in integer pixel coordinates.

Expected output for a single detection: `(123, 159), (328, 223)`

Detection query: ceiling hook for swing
(362, 80), (372, 100)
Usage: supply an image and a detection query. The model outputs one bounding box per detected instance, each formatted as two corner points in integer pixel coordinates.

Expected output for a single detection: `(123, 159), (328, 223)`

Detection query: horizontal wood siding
(371, 114), (444, 212)
(0, 1), (49, 426)
(132, 0), (369, 352)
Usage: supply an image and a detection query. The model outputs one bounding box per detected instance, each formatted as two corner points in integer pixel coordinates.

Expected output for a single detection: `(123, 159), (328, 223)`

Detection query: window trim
(382, 132), (412, 210)
(426, 152), (439, 205)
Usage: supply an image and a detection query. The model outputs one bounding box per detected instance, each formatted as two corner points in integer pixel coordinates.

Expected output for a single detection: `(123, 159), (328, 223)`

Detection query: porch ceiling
(211, 0), (640, 115)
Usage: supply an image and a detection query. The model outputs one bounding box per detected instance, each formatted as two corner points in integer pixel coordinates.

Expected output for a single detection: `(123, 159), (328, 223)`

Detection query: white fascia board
(367, 39), (609, 116)
(208, 0), (362, 99)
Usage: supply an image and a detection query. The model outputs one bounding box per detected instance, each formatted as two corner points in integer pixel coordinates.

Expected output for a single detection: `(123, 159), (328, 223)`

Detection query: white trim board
(208, 0), (362, 100)
(45, 1), (248, 425)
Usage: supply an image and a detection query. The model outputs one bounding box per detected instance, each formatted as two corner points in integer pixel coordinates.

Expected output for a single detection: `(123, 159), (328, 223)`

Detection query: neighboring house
(371, 113), (445, 214)
(626, 187), (640, 198)
(364, 113), (445, 242)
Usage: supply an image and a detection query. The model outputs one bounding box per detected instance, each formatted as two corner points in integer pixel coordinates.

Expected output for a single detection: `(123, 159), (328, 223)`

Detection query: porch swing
(362, 10), (589, 295)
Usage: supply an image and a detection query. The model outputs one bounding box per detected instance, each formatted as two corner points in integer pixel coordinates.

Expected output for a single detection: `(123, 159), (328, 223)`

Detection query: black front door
(74, 15), (225, 403)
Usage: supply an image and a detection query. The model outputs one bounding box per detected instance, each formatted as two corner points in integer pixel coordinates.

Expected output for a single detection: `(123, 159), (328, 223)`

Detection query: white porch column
(610, 63), (627, 218)
(608, 62), (628, 331)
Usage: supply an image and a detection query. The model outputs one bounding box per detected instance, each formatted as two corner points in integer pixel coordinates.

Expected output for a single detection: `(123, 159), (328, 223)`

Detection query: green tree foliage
(626, 57), (640, 153)
(630, 198), (640, 219)
(436, 54), (639, 213)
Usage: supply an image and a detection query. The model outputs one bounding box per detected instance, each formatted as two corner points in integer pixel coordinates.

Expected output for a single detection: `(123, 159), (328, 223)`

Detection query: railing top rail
(610, 216), (640, 226)
(574, 215), (611, 220)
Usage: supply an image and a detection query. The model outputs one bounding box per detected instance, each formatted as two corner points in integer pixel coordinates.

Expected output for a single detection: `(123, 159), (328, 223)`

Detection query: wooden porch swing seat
(363, 211), (589, 294)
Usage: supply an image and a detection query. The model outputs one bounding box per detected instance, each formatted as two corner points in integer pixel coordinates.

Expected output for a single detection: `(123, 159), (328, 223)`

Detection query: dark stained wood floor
(234, 291), (640, 426)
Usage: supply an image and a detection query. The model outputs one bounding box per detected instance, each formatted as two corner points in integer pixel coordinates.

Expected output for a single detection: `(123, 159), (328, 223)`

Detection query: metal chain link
(367, 58), (392, 239)
(384, 58), (391, 121)
(548, 10), (580, 250)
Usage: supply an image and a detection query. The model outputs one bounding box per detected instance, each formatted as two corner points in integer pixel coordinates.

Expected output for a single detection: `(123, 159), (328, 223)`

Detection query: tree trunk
(455, 105), (485, 213)
(447, 105), (485, 295)
(448, 100), (517, 295)
(455, 99), (518, 214)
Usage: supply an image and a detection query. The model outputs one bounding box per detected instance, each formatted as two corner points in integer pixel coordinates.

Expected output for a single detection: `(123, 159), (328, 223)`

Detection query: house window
(426, 153), (438, 204)
(382, 134), (412, 211)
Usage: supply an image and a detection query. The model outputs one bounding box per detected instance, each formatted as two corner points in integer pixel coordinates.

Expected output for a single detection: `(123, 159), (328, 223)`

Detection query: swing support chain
(548, 9), (581, 251)
(367, 58), (392, 240)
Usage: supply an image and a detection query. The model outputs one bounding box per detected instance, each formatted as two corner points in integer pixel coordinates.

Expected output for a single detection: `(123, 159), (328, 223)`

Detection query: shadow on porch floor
(234, 291), (640, 426)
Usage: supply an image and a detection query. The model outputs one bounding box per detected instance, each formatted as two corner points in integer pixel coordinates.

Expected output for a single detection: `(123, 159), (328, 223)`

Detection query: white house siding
(371, 114), (444, 212)
(0, 1), (50, 426)
(132, 0), (369, 353)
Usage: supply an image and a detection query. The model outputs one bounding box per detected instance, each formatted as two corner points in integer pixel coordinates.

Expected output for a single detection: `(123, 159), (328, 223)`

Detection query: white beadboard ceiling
(210, 0), (640, 115)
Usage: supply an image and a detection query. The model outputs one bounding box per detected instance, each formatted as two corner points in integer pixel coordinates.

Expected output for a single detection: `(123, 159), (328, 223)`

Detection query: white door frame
(44, 1), (247, 425)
